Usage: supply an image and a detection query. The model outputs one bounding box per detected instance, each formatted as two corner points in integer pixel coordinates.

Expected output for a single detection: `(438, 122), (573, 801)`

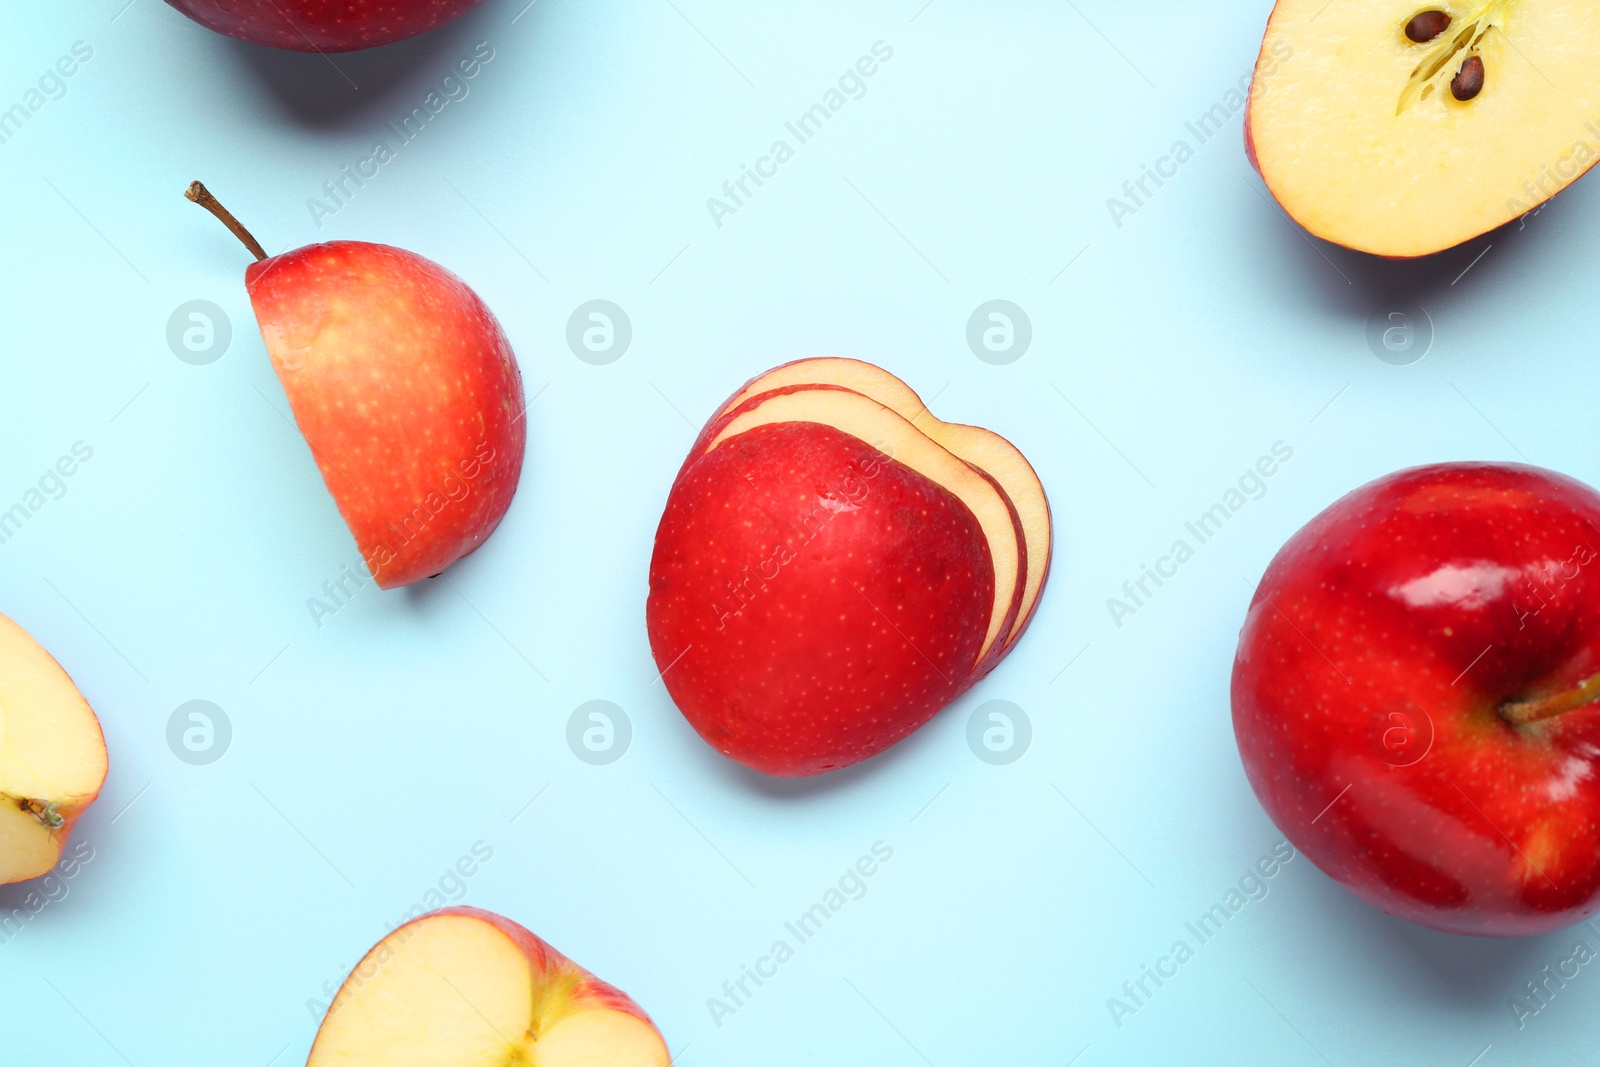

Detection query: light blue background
(2, 1), (1599, 1064)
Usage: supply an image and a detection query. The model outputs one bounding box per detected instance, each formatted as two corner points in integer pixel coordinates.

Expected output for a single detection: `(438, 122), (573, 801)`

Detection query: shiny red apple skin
(164, 0), (484, 51)
(647, 422), (995, 777)
(1233, 462), (1600, 936)
(246, 241), (525, 589)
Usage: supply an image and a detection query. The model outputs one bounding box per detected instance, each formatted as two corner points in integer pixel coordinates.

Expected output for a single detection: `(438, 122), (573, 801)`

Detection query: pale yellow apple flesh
(713, 358), (1051, 651)
(708, 387), (1022, 669)
(308, 909), (669, 1067)
(1248, 0), (1600, 257)
(0, 613), (107, 886)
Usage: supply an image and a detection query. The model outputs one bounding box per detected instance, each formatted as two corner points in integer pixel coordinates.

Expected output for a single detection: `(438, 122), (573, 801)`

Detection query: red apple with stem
(1233, 462), (1600, 935)
(186, 181), (525, 589)
(164, 0), (486, 51)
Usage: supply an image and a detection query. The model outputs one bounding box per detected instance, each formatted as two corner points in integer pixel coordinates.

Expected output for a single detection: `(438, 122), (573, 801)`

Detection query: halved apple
(0, 613), (107, 886)
(1247, 0), (1600, 257)
(308, 907), (669, 1067)
(648, 360), (1049, 776)
(705, 357), (1052, 654)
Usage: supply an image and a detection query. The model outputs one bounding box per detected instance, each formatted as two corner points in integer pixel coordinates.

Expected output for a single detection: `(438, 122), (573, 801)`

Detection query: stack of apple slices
(0, 613), (107, 886)
(649, 358), (1051, 777)
(307, 908), (670, 1067)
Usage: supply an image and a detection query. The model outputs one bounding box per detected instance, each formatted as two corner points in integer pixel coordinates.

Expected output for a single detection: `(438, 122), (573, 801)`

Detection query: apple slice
(706, 358), (1052, 653)
(0, 613), (107, 886)
(308, 907), (669, 1067)
(1246, 0), (1600, 257)
(706, 387), (1023, 671)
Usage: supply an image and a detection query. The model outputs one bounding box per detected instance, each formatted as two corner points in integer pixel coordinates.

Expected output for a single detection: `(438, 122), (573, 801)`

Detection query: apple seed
(1451, 54), (1485, 100)
(1405, 10), (1452, 43)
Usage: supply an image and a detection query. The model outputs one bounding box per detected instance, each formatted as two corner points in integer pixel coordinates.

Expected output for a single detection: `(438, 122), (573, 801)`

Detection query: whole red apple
(1233, 462), (1600, 935)
(165, 0), (485, 51)
(186, 182), (524, 589)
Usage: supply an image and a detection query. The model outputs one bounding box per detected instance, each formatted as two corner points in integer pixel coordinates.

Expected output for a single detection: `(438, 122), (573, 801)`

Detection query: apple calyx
(1499, 670), (1600, 727)
(9, 796), (64, 830)
(185, 180), (268, 262)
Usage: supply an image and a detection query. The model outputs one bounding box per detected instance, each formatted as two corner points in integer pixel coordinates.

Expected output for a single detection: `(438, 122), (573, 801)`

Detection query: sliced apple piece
(308, 907), (669, 1067)
(0, 613), (107, 886)
(708, 387), (1023, 672)
(707, 358), (1052, 653)
(716, 357), (927, 421)
(1247, 0), (1600, 257)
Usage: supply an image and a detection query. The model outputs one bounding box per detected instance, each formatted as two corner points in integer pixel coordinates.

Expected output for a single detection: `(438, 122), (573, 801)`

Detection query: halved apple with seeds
(1246, 0), (1600, 257)
(649, 359), (1051, 777)
(0, 612), (107, 887)
(307, 908), (669, 1067)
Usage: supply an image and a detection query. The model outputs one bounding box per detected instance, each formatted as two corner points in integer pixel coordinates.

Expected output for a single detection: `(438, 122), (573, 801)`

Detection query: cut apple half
(308, 907), (669, 1067)
(1247, 0), (1600, 257)
(708, 358), (1052, 653)
(0, 613), (107, 886)
(707, 387), (1023, 671)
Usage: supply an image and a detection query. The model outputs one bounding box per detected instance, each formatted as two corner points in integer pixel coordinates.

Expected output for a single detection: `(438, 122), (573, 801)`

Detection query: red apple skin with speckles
(164, 0), (484, 51)
(245, 241), (525, 589)
(648, 422), (995, 777)
(1233, 462), (1600, 936)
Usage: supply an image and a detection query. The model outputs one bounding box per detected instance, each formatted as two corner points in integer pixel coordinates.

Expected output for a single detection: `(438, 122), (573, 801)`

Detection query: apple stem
(1500, 671), (1600, 727)
(185, 180), (268, 262)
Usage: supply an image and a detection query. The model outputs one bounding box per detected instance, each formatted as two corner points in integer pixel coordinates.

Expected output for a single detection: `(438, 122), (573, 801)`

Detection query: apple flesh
(0, 613), (107, 887)
(187, 183), (525, 590)
(1246, 0), (1600, 257)
(648, 361), (1050, 776)
(164, 0), (485, 51)
(308, 907), (669, 1067)
(1233, 462), (1600, 935)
